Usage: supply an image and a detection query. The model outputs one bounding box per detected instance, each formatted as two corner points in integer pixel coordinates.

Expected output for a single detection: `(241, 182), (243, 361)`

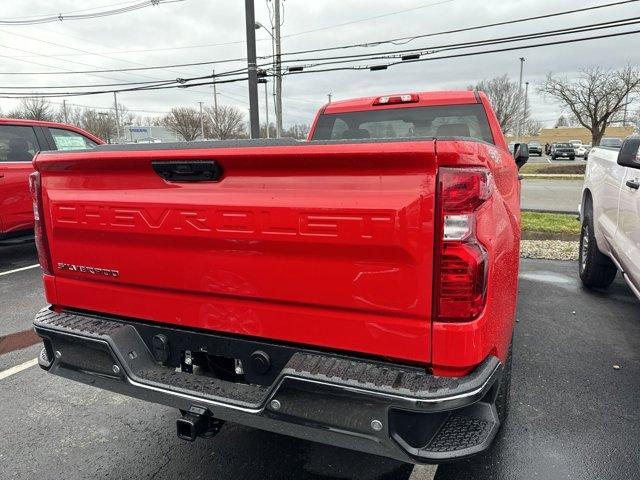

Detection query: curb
(521, 208), (579, 215)
(521, 174), (584, 179)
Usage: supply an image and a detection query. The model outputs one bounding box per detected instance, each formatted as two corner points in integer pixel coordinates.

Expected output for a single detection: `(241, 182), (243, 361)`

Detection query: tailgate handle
(152, 161), (222, 182)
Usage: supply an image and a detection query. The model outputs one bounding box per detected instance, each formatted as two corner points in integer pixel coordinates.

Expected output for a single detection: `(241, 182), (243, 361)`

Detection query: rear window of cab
(311, 104), (494, 144)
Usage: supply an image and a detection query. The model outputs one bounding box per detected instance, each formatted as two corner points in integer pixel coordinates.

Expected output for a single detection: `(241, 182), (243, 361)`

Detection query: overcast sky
(0, 0), (638, 128)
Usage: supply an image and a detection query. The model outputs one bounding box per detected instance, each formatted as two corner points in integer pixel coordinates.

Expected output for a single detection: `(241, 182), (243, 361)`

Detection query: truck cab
(579, 136), (640, 299)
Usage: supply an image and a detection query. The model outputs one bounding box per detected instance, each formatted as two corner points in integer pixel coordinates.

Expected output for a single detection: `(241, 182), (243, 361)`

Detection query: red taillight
(28, 171), (52, 275)
(372, 94), (419, 105)
(434, 168), (492, 322)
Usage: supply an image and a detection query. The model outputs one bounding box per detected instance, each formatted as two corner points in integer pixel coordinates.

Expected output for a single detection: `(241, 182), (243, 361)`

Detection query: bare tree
(470, 75), (526, 135)
(205, 105), (245, 139)
(523, 119), (543, 136)
(260, 123), (277, 138)
(554, 115), (571, 128)
(162, 107), (201, 141)
(7, 97), (56, 121)
(283, 123), (310, 140)
(539, 66), (640, 145)
(80, 109), (117, 143)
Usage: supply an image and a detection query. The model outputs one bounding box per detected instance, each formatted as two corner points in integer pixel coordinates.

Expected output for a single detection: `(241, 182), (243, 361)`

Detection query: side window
(49, 128), (97, 151)
(0, 125), (39, 162)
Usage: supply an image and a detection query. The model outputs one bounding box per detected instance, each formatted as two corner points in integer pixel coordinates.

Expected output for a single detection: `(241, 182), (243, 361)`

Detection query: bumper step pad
(426, 415), (493, 453)
(34, 307), (503, 462)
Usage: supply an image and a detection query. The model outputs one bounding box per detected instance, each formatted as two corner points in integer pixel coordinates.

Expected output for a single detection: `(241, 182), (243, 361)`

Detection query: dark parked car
(599, 137), (623, 149)
(528, 140), (542, 156)
(550, 142), (575, 160)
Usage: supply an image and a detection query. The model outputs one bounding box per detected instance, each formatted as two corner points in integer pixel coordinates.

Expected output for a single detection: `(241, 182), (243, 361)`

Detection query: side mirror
(513, 142), (529, 170)
(617, 137), (640, 169)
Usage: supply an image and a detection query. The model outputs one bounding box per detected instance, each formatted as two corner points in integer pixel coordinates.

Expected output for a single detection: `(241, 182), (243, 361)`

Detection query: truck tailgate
(36, 141), (436, 363)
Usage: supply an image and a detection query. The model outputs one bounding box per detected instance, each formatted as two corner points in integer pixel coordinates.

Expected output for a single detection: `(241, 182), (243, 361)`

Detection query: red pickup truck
(32, 91), (528, 463)
(0, 118), (103, 240)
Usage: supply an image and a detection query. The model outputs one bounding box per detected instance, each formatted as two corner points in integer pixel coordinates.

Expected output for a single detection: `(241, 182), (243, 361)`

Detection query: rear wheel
(579, 208), (617, 288)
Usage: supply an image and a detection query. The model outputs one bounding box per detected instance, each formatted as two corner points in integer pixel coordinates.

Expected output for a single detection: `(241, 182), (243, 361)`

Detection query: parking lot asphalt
(1, 244), (638, 480)
(526, 154), (587, 164)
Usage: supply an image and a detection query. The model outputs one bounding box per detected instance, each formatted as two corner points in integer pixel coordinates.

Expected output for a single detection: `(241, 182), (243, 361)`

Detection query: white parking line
(0, 264), (40, 277)
(409, 464), (438, 480)
(0, 358), (38, 380)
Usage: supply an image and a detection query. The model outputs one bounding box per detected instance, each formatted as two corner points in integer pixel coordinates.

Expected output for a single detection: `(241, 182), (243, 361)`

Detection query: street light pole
(256, 21), (279, 137)
(523, 81), (529, 137)
(517, 57), (525, 141)
(274, 0), (283, 138)
(244, 0), (260, 139)
(113, 91), (121, 143)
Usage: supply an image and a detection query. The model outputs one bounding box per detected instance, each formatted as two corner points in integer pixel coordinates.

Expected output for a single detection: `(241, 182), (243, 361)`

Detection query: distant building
(124, 126), (180, 143)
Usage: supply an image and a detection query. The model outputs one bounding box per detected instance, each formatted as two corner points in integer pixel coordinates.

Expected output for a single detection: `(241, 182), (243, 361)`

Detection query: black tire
(570, 156), (575, 161)
(579, 208), (617, 288)
(495, 345), (512, 423)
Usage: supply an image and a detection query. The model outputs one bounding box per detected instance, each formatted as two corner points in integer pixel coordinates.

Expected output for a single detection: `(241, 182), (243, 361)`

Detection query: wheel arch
(580, 188), (592, 222)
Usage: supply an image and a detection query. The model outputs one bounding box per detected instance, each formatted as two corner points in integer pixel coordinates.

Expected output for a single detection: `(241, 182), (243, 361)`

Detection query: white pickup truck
(579, 136), (640, 298)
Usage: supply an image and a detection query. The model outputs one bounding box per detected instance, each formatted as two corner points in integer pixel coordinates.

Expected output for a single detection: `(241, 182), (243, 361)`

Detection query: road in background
(521, 179), (583, 213)
(1, 246), (638, 479)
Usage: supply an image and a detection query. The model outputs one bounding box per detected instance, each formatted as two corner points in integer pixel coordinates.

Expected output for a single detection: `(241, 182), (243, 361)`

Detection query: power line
(281, 0), (455, 38)
(0, 76), (249, 98)
(6, 0), (633, 65)
(0, 75), (213, 89)
(282, 28), (640, 77)
(275, 0), (640, 57)
(1, 1), (633, 76)
(2, 0), (151, 20)
(0, 0), (186, 25)
(3, 25), (638, 99)
(273, 16), (640, 71)
(2, 21), (639, 97)
(0, 55), (247, 75)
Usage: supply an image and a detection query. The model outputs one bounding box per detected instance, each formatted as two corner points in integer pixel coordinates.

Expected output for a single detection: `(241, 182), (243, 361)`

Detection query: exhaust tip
(38, 345), (53, 370)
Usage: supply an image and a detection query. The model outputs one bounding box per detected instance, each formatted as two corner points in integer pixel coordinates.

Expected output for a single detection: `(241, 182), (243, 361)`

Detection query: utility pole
(244, 0), (260, 139)
(62, 99), (68, 123)
(517, 57), (525, 141)
(198, 101), (205, 140)
(523, 81), (529, 137)
(274, 0), (283, 138)
(212, 69), (218, 111)
(113, 91), (121, 144)
(327, 93), (332, 104)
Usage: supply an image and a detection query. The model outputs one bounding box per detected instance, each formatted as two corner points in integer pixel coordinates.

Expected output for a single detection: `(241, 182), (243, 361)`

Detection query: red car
(0, 118), (103, 240)
(32, 91), (528, 463)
